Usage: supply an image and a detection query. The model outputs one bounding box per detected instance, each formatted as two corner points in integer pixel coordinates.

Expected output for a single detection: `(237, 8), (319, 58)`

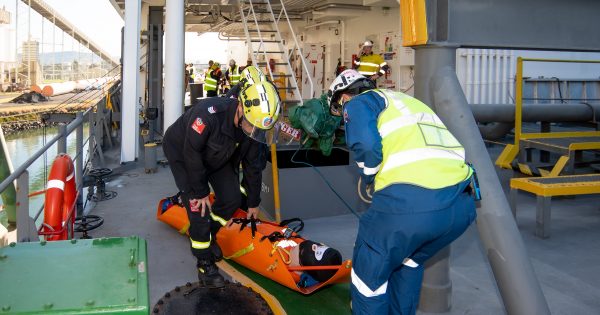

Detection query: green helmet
(240, 66), (267, 87)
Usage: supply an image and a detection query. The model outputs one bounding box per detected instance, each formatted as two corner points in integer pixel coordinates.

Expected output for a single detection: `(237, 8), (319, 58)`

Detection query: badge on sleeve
(343, 108), (350, 123)
(191, 117), (205, 134)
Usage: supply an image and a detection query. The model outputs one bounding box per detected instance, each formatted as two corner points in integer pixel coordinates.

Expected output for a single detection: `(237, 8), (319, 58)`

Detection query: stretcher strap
(224, 243), (255, 259)
(271, 242), (292, 265)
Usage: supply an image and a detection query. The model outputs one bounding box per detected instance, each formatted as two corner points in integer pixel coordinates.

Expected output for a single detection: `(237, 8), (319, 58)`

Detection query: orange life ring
(42, 154), (77, 241)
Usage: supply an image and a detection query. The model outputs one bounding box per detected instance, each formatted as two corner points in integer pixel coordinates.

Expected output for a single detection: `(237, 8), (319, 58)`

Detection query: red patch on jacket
(191, 117), (205, 134)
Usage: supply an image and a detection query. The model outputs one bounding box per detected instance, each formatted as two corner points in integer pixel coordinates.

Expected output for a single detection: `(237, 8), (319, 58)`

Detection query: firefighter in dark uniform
(163, 82), (281, 287)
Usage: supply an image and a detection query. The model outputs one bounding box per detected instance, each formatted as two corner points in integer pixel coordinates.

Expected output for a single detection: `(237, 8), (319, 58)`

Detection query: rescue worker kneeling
(328, 69), (477, 314)
(163, 82), (281, 288)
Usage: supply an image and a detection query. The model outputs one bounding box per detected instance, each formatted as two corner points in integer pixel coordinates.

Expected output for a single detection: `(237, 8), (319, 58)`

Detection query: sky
(0, 0), (236, 63)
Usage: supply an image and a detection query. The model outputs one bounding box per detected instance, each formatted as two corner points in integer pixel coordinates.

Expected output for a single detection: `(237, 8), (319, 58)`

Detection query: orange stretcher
(156, 196), (352, 294)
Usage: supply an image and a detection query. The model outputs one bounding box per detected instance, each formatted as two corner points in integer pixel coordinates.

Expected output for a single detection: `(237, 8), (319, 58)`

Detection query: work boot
(210, 242), (223, 262)
(197, 260), (225, 288)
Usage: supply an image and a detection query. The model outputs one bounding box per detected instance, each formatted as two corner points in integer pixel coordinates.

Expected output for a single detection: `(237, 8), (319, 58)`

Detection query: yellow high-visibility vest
(204, 69), (218, 91)
(372, 89), (472, 191)
(355, 53), (387, 76)
(228, 65), (240, 85)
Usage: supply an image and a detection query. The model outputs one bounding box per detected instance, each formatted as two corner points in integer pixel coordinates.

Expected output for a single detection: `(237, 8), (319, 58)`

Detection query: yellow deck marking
(217, 260), (287, 315)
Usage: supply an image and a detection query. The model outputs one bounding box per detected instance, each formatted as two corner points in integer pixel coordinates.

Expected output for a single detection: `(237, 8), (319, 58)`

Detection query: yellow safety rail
(496, 58), (600, 169)
(270, 144), (281, 223)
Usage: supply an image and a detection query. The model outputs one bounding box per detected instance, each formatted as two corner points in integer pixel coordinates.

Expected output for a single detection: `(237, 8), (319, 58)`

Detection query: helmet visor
(240, 116), (278, 145)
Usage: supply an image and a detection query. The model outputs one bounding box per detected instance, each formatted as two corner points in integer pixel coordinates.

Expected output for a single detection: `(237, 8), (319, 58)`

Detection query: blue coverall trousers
(351, 180), (477, 315)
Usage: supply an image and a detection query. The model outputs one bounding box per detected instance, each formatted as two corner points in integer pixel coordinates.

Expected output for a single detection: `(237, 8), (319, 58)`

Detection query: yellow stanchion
(270, 144), (281, 223)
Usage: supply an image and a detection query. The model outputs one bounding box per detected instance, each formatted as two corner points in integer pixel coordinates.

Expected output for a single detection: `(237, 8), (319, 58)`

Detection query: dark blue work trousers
(351, 180), (476, 315)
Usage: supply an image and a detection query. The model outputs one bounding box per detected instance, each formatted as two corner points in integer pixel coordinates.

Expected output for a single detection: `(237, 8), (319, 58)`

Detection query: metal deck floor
(90, 142), (600, 314)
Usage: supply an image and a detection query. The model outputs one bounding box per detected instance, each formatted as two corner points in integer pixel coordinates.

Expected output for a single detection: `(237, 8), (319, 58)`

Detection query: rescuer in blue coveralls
(327, 69), (477, 314)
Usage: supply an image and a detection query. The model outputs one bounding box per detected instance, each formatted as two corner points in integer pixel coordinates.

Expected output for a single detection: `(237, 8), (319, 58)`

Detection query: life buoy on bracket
(40, 154), (77, 241)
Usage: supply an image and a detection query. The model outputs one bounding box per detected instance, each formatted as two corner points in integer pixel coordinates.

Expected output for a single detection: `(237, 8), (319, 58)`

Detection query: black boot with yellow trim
(197, 259), (226, 288)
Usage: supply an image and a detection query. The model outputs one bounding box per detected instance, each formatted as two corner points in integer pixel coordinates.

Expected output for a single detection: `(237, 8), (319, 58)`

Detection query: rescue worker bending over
(204, 62), (222, 97)
(163, 82), (281, 288)
(328, 69), (476, 314)
(353, 40), (389, 87)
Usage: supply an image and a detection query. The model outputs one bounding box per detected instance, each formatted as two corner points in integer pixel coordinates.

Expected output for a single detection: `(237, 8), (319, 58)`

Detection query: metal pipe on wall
(473, 49), (480, 104)
(465, 49), (472, 103)
(501, 50), (508, 103)
(478, 122), (514, 140)
(494, 49), (501, 103)
(471, 103), (597, 123)
(415, 45), (550, 315)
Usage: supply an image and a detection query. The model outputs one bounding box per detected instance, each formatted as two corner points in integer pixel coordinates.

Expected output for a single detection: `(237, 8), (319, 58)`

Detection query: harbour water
(1, 125), (89, 224)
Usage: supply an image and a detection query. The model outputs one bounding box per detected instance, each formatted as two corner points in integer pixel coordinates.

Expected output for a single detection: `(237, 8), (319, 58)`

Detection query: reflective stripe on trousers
(190, 234), (211, 249)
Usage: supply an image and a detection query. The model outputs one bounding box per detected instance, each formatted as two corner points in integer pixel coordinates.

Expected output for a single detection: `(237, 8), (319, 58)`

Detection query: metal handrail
(239, 0), (314, 100)
(1, 77), (120, 242)
(496, 57), (600, 169)
(515, 58), (600, 143)
(0, 107), (91, 193)
(271, 0), (314, 99)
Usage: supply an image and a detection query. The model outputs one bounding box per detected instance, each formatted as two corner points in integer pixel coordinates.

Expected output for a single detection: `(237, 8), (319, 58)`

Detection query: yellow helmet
(239, 82), (281, 144)
(240, 66), (266, 87)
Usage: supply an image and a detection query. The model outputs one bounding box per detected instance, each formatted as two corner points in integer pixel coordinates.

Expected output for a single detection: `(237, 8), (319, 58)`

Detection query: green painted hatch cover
(0, 237), (148, 314)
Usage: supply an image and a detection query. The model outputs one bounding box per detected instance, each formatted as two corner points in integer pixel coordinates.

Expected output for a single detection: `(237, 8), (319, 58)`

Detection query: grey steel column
(75, 112), (84, 217)
(419, 246), (451, 312)
(148, 6), (164, 138)
(413, 45), (456, 313)
(415, 45), (550, 315)
(57, 124), (67, 155)
(15, 171), (35, 242)
(88, 110), (96, 168)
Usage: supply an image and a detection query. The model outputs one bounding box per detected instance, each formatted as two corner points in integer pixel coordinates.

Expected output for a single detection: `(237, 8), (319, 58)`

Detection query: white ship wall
(456, 49), (600, 105)
(285, 8), (414, 98)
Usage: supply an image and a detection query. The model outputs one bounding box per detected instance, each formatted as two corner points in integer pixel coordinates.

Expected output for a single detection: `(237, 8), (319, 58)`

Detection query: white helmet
(327, 69), (373, 116)
(362, 40), (373, 47)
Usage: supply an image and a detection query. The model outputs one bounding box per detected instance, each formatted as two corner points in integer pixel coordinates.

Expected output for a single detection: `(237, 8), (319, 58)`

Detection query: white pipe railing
(272, 0), (313, 99)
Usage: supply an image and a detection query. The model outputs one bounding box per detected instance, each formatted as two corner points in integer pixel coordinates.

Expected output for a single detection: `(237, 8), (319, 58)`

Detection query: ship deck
(90, 135), (600, 314)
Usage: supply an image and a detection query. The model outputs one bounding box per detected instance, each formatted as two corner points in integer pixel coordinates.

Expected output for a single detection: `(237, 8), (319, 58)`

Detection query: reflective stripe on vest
(229, 66), (240, 85)
(204, 70), (217, 91)
(357, 54), (384, 77)
(373, 89), (472, 191)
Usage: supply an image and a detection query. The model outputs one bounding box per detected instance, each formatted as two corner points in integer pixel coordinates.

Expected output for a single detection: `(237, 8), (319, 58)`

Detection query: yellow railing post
(270, 144), (281, 223)
(515, 57), (523, 147)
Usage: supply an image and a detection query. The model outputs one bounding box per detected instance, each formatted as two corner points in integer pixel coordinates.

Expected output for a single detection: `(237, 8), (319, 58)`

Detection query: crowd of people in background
(184, 59), (255, 97)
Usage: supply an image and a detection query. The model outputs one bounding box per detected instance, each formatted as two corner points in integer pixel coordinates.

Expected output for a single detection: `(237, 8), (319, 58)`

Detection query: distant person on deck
(353, 40), (389, 87)
(204, 62), (222, 97)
